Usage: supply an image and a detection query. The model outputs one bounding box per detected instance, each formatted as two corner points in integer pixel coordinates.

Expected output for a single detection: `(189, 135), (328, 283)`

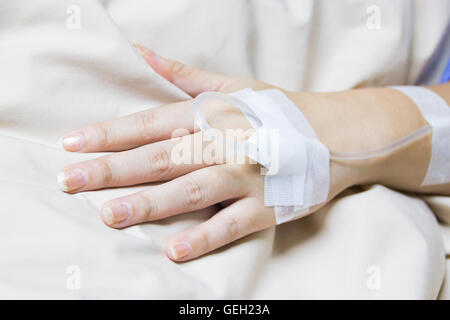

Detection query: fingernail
(134, 44), (160, 65)
(60, 133), (84, 151)
(57, 168), (88, 192)
(102, 203), (131, 225)
(170, 242), (192, 260)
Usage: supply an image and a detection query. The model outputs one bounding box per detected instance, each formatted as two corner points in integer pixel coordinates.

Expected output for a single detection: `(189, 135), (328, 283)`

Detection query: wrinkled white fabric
(0, 0), (449, 299)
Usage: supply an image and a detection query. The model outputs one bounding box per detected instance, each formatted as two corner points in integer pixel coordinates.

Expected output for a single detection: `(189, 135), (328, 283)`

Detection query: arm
(286, 82), (450, 196)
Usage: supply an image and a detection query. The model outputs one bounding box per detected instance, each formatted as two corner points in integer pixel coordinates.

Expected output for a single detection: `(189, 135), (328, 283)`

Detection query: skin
(57, 44), (450, 262)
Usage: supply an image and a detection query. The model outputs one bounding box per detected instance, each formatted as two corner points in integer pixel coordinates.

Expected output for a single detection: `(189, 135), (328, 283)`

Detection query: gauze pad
(193, 88), (330, 224)
(391, 86), (450, 186)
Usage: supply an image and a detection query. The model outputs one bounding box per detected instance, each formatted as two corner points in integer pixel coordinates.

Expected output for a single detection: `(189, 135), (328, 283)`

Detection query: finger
(60, 100), (195, 153)
(134, 43), (234, 97)
(57, 133), (209, 193)
(99, 165), (253, 228)
(165, 197), (275, 261)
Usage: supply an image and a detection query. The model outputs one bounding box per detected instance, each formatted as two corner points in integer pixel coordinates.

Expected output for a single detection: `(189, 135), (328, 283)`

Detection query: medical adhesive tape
(390, 86), (450, 186)
(192, 88), (330, 224)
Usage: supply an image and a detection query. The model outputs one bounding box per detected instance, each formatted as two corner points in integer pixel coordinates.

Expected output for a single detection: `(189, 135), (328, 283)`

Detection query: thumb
(134, 43), (233, 97)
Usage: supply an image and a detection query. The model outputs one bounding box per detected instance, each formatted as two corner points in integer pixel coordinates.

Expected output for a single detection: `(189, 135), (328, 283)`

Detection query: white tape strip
(193, 88), (330, 224)
(231, 89), (330, 223)
(391, 86), (450, 186)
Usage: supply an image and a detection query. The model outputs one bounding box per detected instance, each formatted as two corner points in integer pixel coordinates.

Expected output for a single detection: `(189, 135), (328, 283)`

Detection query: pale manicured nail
(170, 242), (192, 260)
(134, 44), (160, 64)
(57, 168), (88, 192)
(102, 203), (131, 225)
(61, 133), (84, 151)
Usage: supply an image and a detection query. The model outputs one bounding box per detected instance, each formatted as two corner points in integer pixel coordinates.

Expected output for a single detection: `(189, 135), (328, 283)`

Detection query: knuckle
(136, 111), (157, 140)
(197, 227), (211, 252)
(138, 193), (157, 221)
(98, 159), (114, 185)
(171, 61), (192, 78)
(183, 178), (205, 206)
(97, 125), (112, 148)
(211, 77), (232, 93)
(224, 217), (240, 239)
(149, 147), (172, 177)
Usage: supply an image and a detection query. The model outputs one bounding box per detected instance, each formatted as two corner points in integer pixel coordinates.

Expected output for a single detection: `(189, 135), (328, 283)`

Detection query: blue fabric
(440, 58), (450, 83)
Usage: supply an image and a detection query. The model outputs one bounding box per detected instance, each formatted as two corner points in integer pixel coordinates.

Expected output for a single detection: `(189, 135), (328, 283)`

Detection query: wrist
(284, 89), (412, 190)
(283, 90), (368, 196)
(285, 87), (431, 192)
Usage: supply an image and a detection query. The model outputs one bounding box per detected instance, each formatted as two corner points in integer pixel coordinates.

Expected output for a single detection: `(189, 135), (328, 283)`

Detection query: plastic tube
(329, 125), (432, 161)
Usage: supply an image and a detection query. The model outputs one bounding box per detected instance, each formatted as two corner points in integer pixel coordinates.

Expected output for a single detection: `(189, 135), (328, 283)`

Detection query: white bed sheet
(0, 0), (449, 299)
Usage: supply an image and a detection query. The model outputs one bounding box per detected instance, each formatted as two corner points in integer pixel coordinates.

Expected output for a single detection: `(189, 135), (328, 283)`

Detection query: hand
(57, 44), (356, 261)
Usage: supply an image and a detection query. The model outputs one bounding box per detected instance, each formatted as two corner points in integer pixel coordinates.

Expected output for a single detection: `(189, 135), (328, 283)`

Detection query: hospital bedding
(0, 0), (449, 299)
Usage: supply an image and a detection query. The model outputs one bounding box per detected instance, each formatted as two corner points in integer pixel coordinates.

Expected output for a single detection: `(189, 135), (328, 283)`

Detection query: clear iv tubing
(329, 125), (432, 161)
(192, 91), (433, 162)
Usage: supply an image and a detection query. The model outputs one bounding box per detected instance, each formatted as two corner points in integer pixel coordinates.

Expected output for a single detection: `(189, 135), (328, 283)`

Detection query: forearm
(287, 83), (450, 196)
